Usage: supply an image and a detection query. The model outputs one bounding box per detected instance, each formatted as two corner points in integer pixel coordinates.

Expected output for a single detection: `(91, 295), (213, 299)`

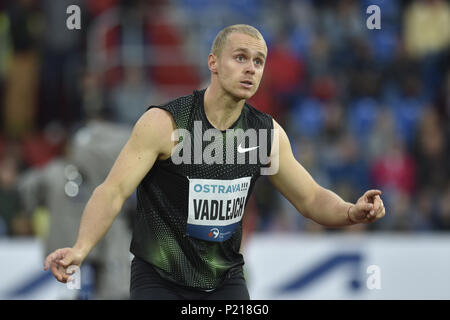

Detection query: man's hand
(44, 248), (85, 283)
(348, 190), (385, 224)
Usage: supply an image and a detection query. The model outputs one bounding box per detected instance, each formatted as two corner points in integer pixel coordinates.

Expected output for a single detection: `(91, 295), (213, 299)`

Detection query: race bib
(186, 177), (252, 242)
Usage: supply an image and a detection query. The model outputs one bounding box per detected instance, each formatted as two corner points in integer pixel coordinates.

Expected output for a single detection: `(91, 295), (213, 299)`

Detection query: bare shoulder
(270, 118), (291, 158)
(272, 118), (287, 133)
(131, 107), (177, 159)
(137, 107), (176, 132)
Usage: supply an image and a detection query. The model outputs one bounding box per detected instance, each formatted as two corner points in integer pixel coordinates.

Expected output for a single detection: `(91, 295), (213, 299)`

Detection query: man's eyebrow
(232, 47), (266, 59)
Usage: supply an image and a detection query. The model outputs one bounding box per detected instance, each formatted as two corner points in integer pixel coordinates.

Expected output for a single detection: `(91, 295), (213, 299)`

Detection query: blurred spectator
(404, 0), (450, 59)
(375, 190), (413, 231)
(39, 0), (84, 129)
(0, 11), (11, 128)
(321, 100), (345, 142)
(411, 187), (440, 231)
(413, 107), (449, 194)
(367, 107), (397, 160)
(0, 150), (32, 237)
(85, 0), (119, 17)
(435, 68), (450, 125)
(288, 0), (316, 59)
(321, 0), (366, 68)
(347, 39), (382, 99)
(306, 34), (332, 78)
(295, 137), (330, 188)
(276, 137), (329, 232)
(370, 137), (416, 195)
(18, 120), (133, 299)
(325, 133), (369, 199)
(80, 70), (107, 121)
(310, 74), (337, 102)
(247, 76), (278, 117)
(391, 72), (425, 147)
(20, 124), (67, 169)
(404, 0), (450, 100)
(109, 66), (152, 125)
(263, 37), (305, 114)
(3, 0), (42, 138)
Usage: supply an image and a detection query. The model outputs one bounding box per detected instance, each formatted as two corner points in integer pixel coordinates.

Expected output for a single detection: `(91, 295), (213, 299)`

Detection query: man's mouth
(240, 80), (254, 89)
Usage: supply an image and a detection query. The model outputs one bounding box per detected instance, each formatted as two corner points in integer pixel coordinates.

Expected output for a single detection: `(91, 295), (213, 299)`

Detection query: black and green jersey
(130, 89), (274, 290)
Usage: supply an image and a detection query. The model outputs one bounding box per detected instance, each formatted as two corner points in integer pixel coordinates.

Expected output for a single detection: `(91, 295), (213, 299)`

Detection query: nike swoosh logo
(237, 143), (259, 153)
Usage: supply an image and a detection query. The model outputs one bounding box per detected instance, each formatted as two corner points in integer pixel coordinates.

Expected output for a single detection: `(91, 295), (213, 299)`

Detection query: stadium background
(0, 0), (449, 299)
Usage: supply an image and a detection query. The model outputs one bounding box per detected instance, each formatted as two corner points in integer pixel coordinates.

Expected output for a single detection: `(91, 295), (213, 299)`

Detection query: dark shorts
(130, 256), (250, 300)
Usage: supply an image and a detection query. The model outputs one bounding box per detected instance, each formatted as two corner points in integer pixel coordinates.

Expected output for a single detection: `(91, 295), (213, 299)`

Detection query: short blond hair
(211, 24), (264, 57)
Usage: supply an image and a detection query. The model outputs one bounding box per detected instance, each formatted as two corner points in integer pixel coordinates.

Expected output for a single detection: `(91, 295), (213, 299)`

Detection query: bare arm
(268, 119), (385, 228)
(44, 108), (176, 281)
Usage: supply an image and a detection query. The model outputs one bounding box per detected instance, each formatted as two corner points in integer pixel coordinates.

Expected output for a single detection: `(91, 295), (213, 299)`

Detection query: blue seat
(291, 98), (324, 138)
(370, 28), (398, 63)
(227, 0), (260, 20)
(348, 97), (379, 141)
(392, 97), (424, 146)
(289, 28), (313, 58)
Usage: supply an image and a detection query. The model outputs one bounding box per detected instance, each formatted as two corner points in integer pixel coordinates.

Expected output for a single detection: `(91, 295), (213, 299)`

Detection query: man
(44, 24), (385, 300)
(21, 120), (133, 299)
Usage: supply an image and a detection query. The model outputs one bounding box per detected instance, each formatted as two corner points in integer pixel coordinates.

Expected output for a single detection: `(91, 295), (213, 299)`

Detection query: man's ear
(208, 53), (218, 73)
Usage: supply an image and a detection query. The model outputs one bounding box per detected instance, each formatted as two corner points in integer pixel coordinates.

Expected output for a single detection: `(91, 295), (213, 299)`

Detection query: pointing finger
(373, 195), (382, 213)
(51, 261), (66, 282)
(376, 200), (385, 218)
(44, 253), (54, 270)
(364, 189), (382, 200)
(44, 250), (62, 270)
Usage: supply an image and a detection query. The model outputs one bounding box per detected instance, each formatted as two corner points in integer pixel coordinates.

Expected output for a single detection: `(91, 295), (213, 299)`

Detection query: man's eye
(255, 59), (263, 65)
(236, 55), (245, 62)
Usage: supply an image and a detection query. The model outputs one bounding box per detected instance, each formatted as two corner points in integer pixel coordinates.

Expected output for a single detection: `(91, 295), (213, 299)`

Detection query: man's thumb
(353, 203), (373, 220)
(58, 255), (72, 267)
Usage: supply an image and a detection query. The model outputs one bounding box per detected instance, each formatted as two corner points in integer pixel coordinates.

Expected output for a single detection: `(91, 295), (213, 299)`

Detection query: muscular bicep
(101, 108), (175, 200)
(268, 119), (320, 218)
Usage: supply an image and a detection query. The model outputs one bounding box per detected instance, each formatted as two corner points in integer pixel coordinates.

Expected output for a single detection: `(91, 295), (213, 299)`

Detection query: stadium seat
(291, 98), (324, 138)
(348, 97), (379, 141)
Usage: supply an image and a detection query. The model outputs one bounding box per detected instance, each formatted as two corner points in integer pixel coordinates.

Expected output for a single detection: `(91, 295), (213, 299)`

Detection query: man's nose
(244, 61), (256, 74)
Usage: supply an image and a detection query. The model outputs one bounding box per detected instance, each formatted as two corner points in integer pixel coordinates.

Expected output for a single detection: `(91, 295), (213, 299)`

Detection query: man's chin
(233, 88), (256, 101)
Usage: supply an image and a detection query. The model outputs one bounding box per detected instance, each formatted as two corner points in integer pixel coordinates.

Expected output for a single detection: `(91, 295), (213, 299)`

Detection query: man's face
(212, 32), (267, 100)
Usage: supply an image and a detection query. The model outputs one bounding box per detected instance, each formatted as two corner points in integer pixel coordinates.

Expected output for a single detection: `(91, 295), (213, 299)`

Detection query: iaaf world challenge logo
(208, 228), (220, 239)
(170, 121), (280, 176)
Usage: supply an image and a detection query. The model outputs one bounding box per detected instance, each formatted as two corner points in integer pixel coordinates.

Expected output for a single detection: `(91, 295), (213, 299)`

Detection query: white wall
(0, 238), (76, 300)
(1, 234), (450, 300)
(243, 233), (450, 299)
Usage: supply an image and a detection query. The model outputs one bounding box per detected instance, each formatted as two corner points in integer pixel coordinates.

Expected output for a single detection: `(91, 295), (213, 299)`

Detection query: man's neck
(204, 85), (245, 131)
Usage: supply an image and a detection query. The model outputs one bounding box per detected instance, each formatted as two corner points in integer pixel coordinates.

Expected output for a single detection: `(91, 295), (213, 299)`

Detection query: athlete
(44, 24), (385, 300)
